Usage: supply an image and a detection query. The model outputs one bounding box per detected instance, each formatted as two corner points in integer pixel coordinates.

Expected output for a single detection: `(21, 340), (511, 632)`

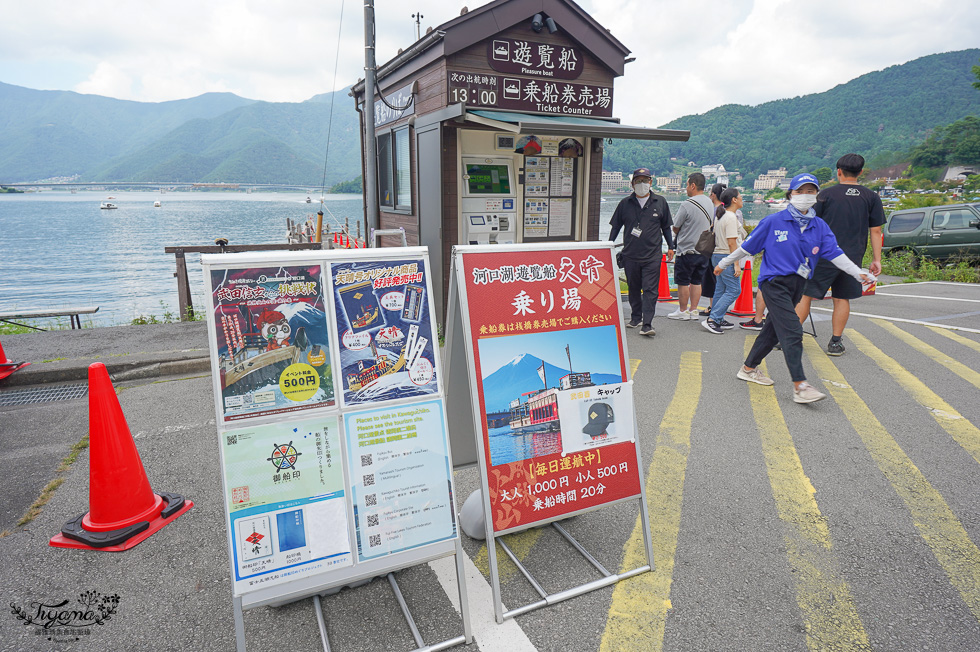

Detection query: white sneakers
(737, 367), (827, 404)
(793, 382), (827, 404)
(667, 309), (695, 320)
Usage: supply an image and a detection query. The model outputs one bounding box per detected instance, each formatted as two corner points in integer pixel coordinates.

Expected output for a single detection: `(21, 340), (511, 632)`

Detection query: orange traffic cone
(0, 339), (30, 382)
(728, 259), (755, 317)
(657, 254), (673, 301)
(49, 363), (193, 551)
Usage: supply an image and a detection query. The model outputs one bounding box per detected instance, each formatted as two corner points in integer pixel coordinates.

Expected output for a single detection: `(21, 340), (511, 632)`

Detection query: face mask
(790, 194), (817, 212)
(633, 182), (651, 196)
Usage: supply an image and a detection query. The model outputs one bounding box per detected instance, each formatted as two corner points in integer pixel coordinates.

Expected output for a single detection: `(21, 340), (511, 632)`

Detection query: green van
(882, 203), (980, 262)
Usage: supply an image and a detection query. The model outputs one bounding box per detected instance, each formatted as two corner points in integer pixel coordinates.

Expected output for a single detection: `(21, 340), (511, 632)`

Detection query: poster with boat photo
(209, 265), (336, 422)
(329, 257), (440, 407)
(459, 245), (643, 533)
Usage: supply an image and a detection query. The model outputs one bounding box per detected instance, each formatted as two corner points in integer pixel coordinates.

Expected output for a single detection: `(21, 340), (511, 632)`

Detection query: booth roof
(466, 110), (691, 142)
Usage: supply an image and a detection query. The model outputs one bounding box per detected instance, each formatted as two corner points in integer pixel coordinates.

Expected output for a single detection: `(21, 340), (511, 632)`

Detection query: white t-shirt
(636, 194), (650, 208)
(713, 210), (742, 255)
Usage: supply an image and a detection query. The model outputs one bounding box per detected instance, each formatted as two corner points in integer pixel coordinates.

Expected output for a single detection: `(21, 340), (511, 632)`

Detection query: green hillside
(603, 49), (980, 182)
(0, 82), (256, 182)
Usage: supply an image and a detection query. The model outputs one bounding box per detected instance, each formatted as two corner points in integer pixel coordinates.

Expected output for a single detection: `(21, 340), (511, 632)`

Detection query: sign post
(202, 248), (471, 651)
(446, 241), (654, 622)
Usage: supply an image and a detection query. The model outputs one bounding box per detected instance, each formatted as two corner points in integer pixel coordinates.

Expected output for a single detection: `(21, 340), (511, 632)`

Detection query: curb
(1, 354), (212, 387)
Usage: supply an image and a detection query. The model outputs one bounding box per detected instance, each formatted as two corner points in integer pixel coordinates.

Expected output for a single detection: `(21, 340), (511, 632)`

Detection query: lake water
(0, 190), (770, 326)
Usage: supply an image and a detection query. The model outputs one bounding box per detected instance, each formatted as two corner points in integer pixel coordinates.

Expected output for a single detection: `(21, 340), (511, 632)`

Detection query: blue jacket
(742, 209), (845, 283)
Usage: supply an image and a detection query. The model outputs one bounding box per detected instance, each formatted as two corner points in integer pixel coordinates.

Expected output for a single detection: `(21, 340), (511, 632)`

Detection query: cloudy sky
(1, 0), (976, 126)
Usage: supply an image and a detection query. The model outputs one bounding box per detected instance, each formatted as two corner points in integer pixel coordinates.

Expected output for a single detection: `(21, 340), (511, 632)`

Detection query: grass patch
(1, 435), (90, 534)
(876, 250), (980, 283)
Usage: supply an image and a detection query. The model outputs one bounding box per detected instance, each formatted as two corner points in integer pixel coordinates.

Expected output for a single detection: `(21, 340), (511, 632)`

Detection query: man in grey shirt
(667, 173), (713, 319)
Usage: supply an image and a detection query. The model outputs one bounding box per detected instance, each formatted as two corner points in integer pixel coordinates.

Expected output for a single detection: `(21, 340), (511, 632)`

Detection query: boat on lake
(100, 202), (118, 209)
(508, 370), (594, 435)
(154, 200), (162, 207)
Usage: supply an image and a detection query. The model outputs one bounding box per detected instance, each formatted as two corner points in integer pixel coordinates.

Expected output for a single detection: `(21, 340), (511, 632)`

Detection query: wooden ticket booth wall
(350, 0), (689, 318)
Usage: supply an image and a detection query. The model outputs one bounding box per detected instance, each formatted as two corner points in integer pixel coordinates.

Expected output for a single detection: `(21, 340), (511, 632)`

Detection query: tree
(893, 179), (915, 192)
(812, 167), (834, 184)
(974, 57), (980, 91)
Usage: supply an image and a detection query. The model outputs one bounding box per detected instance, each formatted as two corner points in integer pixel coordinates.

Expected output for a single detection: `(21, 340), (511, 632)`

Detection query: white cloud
(0, 0), (976, 121)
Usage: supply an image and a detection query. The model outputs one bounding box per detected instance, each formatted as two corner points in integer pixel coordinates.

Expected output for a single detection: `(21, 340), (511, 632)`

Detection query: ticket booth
(351, 0), (690, 317)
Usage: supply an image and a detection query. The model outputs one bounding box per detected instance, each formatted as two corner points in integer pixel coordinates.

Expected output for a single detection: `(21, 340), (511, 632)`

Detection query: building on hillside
(778, 178), (792, 191)
(701, 164), (726, 178)
(657, 174), (682, 192)
(754, 167), (789, 191)
(717, 173), (729, 186)
(601, 171), (628, 192)
(943, 165), (978, 182)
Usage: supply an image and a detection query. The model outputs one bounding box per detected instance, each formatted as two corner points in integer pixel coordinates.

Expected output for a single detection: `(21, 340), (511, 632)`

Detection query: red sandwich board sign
(445, 241), (654, 622)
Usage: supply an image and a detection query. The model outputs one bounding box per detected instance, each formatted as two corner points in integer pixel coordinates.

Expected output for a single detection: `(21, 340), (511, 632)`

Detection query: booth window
(377, 127), (412, 212)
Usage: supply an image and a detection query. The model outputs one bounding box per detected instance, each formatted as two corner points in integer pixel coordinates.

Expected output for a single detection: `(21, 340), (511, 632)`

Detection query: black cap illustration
(582, 402), (614, 438)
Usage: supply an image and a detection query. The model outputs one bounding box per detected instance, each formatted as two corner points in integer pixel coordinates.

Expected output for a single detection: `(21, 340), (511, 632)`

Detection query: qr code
(369, 534), (381, 548)
(360, 454), (373, 467)
(363, 474), (375, 487)
(365, 494), (377, 507)
(367, 514), (379, 527)
(226, 434), (237, 445)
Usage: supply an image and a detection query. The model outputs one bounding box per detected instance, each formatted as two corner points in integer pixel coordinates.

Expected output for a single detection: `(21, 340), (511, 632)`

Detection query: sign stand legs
(233, 596), (246, 652)
(313, 595), (332, 652)
(487, 497), (655, 623)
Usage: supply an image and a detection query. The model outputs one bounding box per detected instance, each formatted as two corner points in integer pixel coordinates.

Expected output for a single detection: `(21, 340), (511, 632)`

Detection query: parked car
(882, 203), (980, 263)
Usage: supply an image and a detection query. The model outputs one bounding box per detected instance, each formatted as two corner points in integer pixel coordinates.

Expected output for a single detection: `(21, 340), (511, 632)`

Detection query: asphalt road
(2, 282), (980, 651)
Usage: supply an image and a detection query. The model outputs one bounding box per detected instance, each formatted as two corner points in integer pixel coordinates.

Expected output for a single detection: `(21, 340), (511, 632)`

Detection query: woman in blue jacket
(713, 173), (874, 404)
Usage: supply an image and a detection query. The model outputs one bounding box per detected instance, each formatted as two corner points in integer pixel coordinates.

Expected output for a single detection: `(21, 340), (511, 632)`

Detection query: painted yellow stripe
(472, 529), (543, 581)
(804, 336), (980, 621)
(630, 358), (641, 379)
(745, 341), (869, 651)
(927, 325), (980, 355)
(600, 352), (701, 652)
(847, 328), (980, 468)
(872, 319), (980, 391)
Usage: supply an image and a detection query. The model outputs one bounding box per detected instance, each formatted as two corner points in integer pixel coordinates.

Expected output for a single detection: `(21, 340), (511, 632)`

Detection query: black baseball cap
(582, 402), (615, 437)
(631, 168), (653, 180)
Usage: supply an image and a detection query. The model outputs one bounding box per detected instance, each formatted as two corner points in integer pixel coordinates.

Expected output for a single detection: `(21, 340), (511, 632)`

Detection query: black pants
(624, 257), (660, 326)
(744, 274), (807, 382)
(701, 254), (716, 304)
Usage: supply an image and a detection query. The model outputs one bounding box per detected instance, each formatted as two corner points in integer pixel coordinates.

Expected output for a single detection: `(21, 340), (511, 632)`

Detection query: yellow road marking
(872, 319), (980, 391)
(927, 325), (980, 355)
(600, 352), (701, 652)
(804, 336), (980, 622)
(472, 528), (543, 582)
(745, 341), (870, 651)
(847, 328), (980, 468)
(630, 358), (641, 379)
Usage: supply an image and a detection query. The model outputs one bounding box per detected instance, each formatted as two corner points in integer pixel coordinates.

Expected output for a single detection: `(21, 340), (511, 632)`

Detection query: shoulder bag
(690, 199), (716, 257)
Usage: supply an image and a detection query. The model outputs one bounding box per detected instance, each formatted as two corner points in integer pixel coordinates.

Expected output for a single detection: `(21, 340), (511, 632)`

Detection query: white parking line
(430, 553), (537, 652)
(809, 306), (980, 334)
(873, 292), (980, 303)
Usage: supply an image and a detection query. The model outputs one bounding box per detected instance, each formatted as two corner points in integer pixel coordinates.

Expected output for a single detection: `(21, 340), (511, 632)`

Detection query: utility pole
(363, 0), (379, 237)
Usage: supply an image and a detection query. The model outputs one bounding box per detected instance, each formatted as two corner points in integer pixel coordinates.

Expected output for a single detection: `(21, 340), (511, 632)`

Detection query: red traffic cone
(49, 363), (193, 551)
(728, 259), (756, 317)
(657, 254), (673, 301)
(0, 339), (30, 382)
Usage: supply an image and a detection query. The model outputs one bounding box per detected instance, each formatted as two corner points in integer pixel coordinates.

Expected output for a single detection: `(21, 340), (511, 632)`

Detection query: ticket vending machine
(460, 157), (518, 245)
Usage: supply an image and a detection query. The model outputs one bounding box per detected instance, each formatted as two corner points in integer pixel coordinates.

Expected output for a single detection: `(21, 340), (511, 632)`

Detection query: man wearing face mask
(795, 154), (885, 356)
(609, 168), (675, 336)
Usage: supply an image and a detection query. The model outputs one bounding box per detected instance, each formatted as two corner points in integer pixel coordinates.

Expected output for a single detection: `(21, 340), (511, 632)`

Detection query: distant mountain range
(603, 48), (980, 180)
(481, 352), (621, 413)
(0, 83), (360, 186)
(2, 48), (978, 185)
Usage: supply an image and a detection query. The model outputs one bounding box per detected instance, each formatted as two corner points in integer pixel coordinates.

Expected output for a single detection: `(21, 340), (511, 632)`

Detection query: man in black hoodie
(609, 168), (675, 336)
